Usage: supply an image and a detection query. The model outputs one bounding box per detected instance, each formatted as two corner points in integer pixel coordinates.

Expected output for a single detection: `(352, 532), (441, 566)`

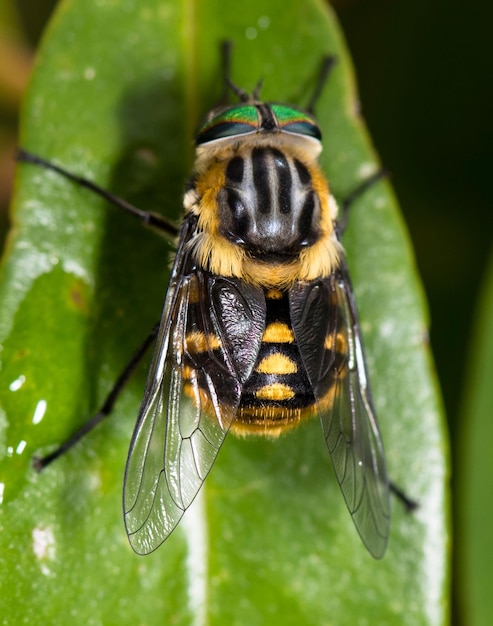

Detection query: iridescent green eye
(196, 105), (259, 145)
(196, 102), (322, 145)
(271, 104), (322, 140)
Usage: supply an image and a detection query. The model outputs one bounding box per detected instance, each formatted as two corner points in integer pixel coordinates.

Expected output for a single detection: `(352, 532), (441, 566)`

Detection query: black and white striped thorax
(218, 146), (322, 257)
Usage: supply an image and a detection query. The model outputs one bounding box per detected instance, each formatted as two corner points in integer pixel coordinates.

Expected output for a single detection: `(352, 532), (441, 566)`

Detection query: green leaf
(457, 247), (493, 625)
(0, 0), (449, 624)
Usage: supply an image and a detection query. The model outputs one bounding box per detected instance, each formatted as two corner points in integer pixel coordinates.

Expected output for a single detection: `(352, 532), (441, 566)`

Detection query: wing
(123, 217), (265, 554)
(290, 266), (390, 558)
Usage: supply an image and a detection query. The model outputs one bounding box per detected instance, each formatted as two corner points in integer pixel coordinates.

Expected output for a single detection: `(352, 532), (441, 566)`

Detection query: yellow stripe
(185, 330), (221, 353)
(255, 382), (295, 401)
(262, 322), (294, 343)
(265, 288), (283, 300)
(256, 352), (298, 375)
(187, 278), (200, 304)
(324, 332), (347, 354)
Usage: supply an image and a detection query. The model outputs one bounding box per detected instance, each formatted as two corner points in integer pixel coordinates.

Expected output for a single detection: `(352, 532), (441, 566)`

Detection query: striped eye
(271, 104), (322, 140)
(196, 103), (322, 145)
(196, 105), (259, 145)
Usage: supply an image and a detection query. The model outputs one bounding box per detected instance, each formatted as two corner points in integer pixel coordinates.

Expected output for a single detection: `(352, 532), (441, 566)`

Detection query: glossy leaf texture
(457, 248), (493, 626)
(0, 1), (449, 624)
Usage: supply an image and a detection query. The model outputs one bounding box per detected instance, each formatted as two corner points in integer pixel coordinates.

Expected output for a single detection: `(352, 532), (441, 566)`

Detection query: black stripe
(226, 188), (249, 241)
(226, 156), (244, 184)
(252, 147), (271, 214)
(272, 148), (292, 214)
(226, 187), (243, 215)
(297, 191), (316, 244)
(264, 289), (290, 323)
(294, 159), (311, 186)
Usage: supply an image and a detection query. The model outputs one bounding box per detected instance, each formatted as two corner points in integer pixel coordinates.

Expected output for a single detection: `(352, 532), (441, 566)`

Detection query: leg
(306, 56), (337, 115)
(390, 480), (419, 512)
(17, 148), (179, 239)
(337, 168), (388, 236)
(33, 322), (160, 471)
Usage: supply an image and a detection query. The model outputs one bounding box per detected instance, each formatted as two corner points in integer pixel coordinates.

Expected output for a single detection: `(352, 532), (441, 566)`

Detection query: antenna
(220, 40), (264, 102)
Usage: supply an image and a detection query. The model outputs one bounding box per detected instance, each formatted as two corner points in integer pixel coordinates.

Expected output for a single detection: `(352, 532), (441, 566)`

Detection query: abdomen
(233, 288), (317, 436)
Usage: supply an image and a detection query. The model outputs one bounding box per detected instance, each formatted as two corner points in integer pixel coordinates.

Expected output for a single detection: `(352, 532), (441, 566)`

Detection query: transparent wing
(123, 219), (264, 554)
(123, 282), (232, 554)
(290, 268), (390, 558)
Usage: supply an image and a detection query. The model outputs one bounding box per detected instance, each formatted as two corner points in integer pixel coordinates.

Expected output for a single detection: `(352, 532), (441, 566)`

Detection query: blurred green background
(0, 0), (491, 623)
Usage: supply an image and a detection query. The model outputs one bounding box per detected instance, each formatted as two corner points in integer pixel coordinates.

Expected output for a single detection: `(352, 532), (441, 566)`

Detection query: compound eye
(271, 104), (322, 141)
(196, 105), (259, 145)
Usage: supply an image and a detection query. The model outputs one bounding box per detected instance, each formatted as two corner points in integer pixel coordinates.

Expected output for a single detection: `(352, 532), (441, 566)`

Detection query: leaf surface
(0, 1), (448, 624)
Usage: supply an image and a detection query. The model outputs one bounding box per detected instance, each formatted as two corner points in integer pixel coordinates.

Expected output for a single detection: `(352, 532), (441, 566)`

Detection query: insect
(19, 43), (404, 560)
